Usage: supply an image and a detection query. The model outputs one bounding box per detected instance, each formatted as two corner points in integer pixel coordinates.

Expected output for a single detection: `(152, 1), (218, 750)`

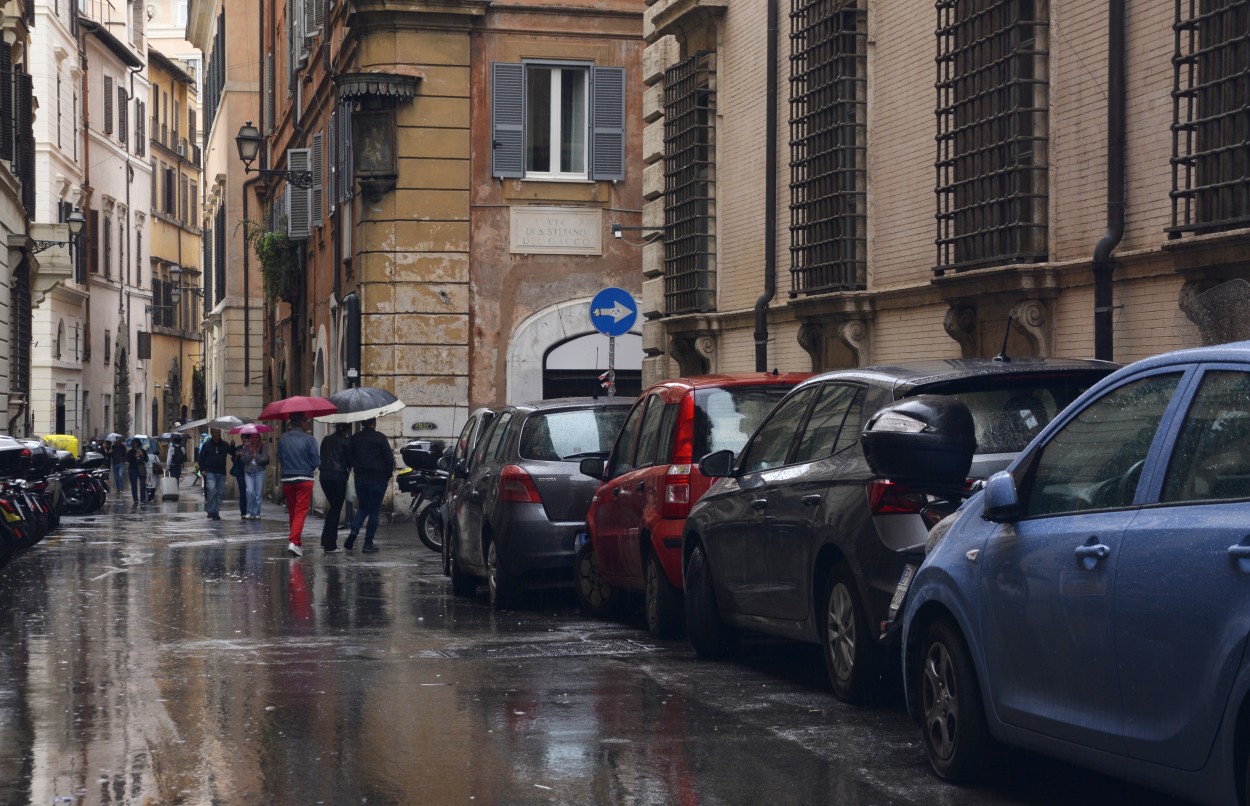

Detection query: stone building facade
(259, 0), (645, 493)
(639, 0), (1250, 383)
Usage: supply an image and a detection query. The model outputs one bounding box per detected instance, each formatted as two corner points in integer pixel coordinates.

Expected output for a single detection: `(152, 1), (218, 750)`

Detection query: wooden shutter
(264, 54), (275, 134)
(117, 86), (128, 145)
(492, 63), (524, 178)
(136, 100), (145, 156)
(0, 43), (12, 161)
(591, 66), (625, 181)
(328, 110), (337, 213)
(88, 210), (99, 274)
(311, 130), (324, 226)
(338, 97), (353, 203)
(16, 71), (34, 214)
(286, 148), (312, 239)
(104, 76), (113, 135)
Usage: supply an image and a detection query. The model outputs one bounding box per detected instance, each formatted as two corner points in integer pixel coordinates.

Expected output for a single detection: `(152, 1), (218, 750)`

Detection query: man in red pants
(276, 412), (320, 556)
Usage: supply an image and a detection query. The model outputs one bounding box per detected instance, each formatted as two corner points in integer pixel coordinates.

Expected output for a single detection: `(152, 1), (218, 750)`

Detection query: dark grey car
(441, 406), (498, 576)
(683, 358), (1115, 703)
(449, 397), (631, 609)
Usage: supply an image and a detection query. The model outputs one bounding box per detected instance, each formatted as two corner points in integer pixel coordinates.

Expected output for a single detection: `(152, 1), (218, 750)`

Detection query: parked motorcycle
(399, 439), (449, 553)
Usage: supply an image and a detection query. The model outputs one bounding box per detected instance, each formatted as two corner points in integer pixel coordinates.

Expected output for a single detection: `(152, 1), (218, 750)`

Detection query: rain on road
(0, 496), (1186, 805)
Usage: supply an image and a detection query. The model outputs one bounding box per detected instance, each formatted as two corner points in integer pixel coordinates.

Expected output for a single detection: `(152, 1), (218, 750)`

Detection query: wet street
(0, 488), (1187, 806)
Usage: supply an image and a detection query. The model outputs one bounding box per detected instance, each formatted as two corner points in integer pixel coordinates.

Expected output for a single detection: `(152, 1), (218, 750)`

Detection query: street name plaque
(509, 206), (603, 256)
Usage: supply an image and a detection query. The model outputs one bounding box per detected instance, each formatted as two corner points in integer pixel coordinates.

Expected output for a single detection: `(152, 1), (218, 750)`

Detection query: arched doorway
(544, 332), (642, 399)
(506, 297), (643, 403)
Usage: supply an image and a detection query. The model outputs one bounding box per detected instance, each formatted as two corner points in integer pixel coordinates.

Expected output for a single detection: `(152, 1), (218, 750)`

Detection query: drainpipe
(1092, 0), (1126, 362)
(753, 0), (780, 372)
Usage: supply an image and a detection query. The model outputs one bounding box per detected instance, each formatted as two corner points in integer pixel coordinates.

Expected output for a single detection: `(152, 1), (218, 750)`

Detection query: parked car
(448, 397), (632, 609)
(682, 358), (1115, 703)
(578, 372), (810, 637)
(898, 343), (1250, 805)
(441, 407), (498, 575)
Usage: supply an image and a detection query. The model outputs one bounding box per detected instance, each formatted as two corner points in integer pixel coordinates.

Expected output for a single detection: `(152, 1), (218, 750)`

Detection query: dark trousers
(320, 475), (347, 549)
(128, 466), (141, 503)
(236, 474), (247, 515)
(350, 479), (388, 544)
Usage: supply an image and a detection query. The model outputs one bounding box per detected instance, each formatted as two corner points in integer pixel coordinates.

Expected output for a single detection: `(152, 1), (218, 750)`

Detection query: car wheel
(821, 564), (879, 704)
(645, 551), (683, 639)
(449, 533), (476, 598)
(574, 540), (619, 617)
(486, 540), (518, 610)
(919, 618), (992, 782)
(684, 543), (737, 659)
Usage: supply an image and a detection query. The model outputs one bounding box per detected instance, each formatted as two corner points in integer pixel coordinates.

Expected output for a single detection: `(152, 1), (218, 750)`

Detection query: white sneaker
(287, 542), (303, 557)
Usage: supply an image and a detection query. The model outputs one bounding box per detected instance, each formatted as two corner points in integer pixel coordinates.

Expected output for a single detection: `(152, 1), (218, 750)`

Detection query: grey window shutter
(264, 54), (275, 134)
(117, 87), (128, 145)
(104, 76), (113, 135)
(492, 63), (524, 178)
(287, 148), (312, 239)
(339, 98), (353, 203)
(590, 66), (625, 181)
(0, 43), (11, 161)
(328, 110), (337, 213)
(311, 130), (324, 226)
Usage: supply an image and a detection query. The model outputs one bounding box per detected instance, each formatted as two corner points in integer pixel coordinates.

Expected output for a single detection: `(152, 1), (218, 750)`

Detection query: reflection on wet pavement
(0, 502), (1182, 806)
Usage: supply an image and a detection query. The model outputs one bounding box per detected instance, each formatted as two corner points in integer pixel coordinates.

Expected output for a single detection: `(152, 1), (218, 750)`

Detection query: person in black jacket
(319, 423), (353, 553)
(345, 418), (394, 553)
(198, 428), (235, 520)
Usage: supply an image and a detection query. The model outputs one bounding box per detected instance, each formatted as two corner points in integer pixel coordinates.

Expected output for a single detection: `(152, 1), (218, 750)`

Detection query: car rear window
(916, 371), (1111, 455)
(519, 407), (630, 461)
(694, 385), (793, 459)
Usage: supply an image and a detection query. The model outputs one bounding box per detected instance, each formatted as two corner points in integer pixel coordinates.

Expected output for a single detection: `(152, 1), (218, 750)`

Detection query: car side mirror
(861, 395), (976, 489)
(982, 471), (1021, 522)
(579, 457), (605, 480)
(699, 449), (736, 478)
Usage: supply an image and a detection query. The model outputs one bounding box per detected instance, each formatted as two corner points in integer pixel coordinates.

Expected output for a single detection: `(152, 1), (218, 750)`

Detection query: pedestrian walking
(277, 412), (319, 556)
(168, 437), (186, 482)
(110, 438), (128, 494)
(239, 433), (269, 520)
(145, 447), (162, 502)
(318, 422), (353, 553)
(230, 449), (248, 518)
(345, 418), (394, 554)
(126, 438), (146, 505)
(198, 428), (234, 520)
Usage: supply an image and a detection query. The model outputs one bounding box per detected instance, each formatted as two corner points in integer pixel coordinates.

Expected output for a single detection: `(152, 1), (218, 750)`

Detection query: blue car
(898, 342), (1250, 805)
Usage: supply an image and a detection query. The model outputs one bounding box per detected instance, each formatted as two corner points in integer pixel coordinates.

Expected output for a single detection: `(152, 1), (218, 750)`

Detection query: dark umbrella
(259, 395), (337, 421)
(315, 386), (405, 424)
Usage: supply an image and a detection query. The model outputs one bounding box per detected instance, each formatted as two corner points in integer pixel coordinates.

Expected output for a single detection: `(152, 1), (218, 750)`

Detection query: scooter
(398, 466), (448, 553)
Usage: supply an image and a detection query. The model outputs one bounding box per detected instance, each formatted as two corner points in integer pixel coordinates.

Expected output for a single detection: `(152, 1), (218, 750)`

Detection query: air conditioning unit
(176, 142), (186, 158)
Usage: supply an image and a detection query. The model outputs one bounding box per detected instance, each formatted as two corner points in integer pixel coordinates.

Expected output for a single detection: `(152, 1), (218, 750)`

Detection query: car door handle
(1228, 545), (1250, 560)
(612, 487), (622, 497)
(802, 494), (821, 507)
(636, 481), (646, 493)
(1074, 543), (1110, 570)
(750, 498), (768, 511)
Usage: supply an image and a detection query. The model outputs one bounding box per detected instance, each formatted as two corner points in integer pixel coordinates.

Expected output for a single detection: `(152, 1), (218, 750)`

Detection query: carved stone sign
(509, 207), (602, 256)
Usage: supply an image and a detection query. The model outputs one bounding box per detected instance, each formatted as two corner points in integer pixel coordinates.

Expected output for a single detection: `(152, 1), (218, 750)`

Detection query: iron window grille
(789, 0), (868, 296)
(935, 0), (1049, 275)
(1170, 0), (1250, 236)
(664, 51), (717, 316)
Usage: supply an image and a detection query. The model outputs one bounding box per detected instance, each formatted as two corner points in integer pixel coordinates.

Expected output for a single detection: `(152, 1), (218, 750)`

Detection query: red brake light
(662, 465), (692, 519)
(672, 393), (695, 466)
(499, 465), (542, 504)
(19, 448), (30, 458)
(867, 479), (927, 516)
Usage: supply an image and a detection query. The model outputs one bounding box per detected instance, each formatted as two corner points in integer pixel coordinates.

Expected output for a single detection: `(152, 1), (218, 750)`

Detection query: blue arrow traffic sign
(589, 287), (638, 337)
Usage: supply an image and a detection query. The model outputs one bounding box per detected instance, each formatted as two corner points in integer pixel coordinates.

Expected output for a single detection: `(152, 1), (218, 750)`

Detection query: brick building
(639, 0), (1250, 382)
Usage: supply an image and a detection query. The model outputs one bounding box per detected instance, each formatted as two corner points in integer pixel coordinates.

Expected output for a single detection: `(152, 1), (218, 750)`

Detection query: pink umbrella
(258, 395), (337, 420)
(229, 422), (275, 436)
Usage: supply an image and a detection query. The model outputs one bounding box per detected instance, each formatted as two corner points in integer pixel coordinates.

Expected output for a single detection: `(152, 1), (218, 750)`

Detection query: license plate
(887, 564), (917, 622)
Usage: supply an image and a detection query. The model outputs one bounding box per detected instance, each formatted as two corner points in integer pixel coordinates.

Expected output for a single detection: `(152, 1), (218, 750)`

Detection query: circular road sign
(589, 287), (638, 338)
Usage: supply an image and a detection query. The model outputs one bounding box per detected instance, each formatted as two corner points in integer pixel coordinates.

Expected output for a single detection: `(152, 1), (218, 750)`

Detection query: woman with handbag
(238, 433), (269, 520)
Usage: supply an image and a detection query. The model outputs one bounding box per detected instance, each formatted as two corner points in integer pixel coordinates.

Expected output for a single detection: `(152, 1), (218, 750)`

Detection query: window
(693, 385), (793, 460)
(935, 0), (1049, 274)
(790, 0), (868, 295)
(607, 399), (646, 478)
(739, 386), (820, 474)
(103, 215), (112, 279)
(104, 75), (113, 135)
(485, 412), (514, 462)
(524, 408), (628, 460)
(664, 52), (717, 315)
(1170, 0), (1250, 235)
(55, 320), (64, 360)
(633, 395), (668, 469)
(791, 384), (864, 464)
(1162, 371), (1250, 502)
(491, 62), (624, 181)
(104, 330), (112, 364)
(1022, 374), (1181, 518)
(117, 86), (128, 145)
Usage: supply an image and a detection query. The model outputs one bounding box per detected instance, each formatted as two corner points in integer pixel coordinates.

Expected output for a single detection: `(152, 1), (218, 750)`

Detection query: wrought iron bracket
(30, 240), (70, 254)
(243, 166), (315, 189)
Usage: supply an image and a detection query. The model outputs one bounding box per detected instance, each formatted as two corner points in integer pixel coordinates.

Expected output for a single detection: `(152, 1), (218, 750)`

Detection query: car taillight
(499, 465), (542, 504)
(671, 394), (696, 466)
(867, 479), (928, 516)
(663, 464), (692, 519)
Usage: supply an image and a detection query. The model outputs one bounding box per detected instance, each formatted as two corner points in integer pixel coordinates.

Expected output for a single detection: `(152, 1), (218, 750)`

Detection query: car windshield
(917, 371), (1111, 455)
(694, 385), (793, 459)
(519, 407), (630, 461)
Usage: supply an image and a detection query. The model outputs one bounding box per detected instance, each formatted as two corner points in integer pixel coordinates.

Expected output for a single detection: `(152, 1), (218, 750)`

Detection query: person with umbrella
(318, 422), (353, 553)
(126, 438), (147, 505)
(198, 428), (235, 520)
(276, 412), (320, 556)
(345, 417), (395, 553)
(236, 427), (270, 520)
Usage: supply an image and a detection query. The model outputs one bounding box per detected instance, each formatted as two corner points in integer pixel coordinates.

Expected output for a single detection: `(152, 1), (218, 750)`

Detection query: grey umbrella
(315, 386), (406, 424)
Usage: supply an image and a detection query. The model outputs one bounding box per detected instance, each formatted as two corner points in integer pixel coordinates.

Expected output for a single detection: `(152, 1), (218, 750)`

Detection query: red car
(578, 372), (810, 637)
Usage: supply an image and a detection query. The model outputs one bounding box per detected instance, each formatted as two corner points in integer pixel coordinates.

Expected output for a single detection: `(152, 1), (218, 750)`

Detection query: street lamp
(31, 209), (86, 253)
(235, 122), (315, 189)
